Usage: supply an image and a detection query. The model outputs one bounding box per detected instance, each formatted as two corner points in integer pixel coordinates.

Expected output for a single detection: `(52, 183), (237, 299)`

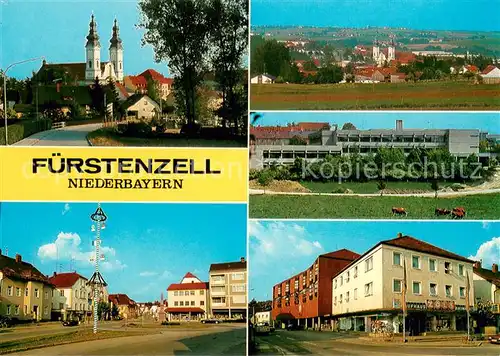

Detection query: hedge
(0, 118), (52, 145)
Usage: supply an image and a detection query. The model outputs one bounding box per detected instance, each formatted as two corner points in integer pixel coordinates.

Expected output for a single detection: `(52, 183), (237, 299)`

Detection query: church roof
(39, 62), (109, 83)
(110, 19), (123, 50)
(86, 14), (101, 48)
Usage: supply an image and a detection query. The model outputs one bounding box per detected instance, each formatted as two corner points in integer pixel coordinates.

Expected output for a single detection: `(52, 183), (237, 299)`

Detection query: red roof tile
(321, 249), (360, 260)
(139, 69), (173, 85)
(49, 272), (87, 288)
(297, 122), (330, 131)
(115, 81), (130, 98)
(482, 65), (498, 75)
(166, 307), (205, 313)
(109, 293), (136, 306)
(167, 282), (208, 291)
(183, 272), (198, 280)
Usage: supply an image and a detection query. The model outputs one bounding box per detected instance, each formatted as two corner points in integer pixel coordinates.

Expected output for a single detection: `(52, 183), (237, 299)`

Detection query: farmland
(250, 81), (500, 110)
(249, 193), (500, 219)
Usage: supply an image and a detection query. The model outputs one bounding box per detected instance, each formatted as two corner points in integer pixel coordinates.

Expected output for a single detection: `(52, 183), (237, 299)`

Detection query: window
(412, 256), (421, 269)
(44, 292), (48, 300)
(16, 287), (21, 297)
(179, 301), (184, 306)
(346, 272), (350, 283)
(412, 281), (421, 295)
(393, 252), (401, 266)
(15, 305), (19, 315)
(430, 283), (437, 296)
(365, 257), (373, 272)
(60, 290), (65, 297)
(7, 286), (12, 296)
(364, 282), (373, 296)
(190, 301), (195, 306)
(354, 266), (358, 278)
(44, 306), (48, 315)
(174, 301), (179, 306)
(340, 276), (343, 286)
(334, 279), (337, 289)
(339, 294), (343, 304)
(35, 289), (39, 298)
(393, 279), (402, 293)
(232, 284), (246, 293)
(346, 291), (350, 302)
(458, 264), (464, 276)
(59, 303), (64, 310)
(6, 305), (11, 315)
(445, 285), (452, 297)
(334, 296), (337, 305)
(179, 291), (184, 296)
(458, 286), (466, 298)
(354, 288), (358, 300)
(185, 300), (189, 306)
(75, 290), (79, 298)
(429, 259), (437, 272)
(190, 291), (195, 296)
(88, 60), (92, 68)
(200, 301), (205, 306)
(144, 101), (148, 105)
(174, 291), (178, 296)
(232, 273), (245, 281)
(445, 262), (451, 274)
(26, 288), (29, 297)
(24, 305), (28, 315)
(200, 290), (204, 295)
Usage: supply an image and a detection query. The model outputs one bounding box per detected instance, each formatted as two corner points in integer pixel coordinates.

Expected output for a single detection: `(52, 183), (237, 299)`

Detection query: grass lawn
(0, 329), (149, 354)
(250, 81), (500, 110)
(249, 193), (500, 219)
(301, 181), (445, 194)
(87, 128), (247, 147)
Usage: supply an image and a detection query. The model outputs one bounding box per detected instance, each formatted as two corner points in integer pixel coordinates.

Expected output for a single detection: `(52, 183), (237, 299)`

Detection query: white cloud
(37, 232), (126, 271)
(249, 221), (324, 268)
(468, 236), (500, 268)
(62, 203), (71, 215)
(139, 271), (158, 277)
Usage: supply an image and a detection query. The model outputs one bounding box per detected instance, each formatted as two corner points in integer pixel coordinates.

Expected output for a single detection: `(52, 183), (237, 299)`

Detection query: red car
(488, 334), (500, 344)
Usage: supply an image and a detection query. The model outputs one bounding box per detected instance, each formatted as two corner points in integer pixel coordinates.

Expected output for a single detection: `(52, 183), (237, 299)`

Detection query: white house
(480, 65), (500, 84)
(166, 272), (209, 321)
(472, 261), (500, 332)
(254, 311), (272, 325)
(250, 74), (276, 84)
(122, 94), (160, 120)
(49, 272), (91, 321)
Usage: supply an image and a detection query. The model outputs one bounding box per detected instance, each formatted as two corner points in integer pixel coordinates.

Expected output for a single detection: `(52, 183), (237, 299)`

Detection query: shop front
(405, 300), (468, 335)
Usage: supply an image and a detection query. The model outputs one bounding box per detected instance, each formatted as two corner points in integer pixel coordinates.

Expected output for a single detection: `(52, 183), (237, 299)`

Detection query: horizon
(251, 0), (500, 32)
(251, 25), (500, 34)
(249, 220), (499, 301)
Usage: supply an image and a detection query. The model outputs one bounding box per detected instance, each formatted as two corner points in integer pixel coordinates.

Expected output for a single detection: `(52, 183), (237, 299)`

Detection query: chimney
(15, 254), (22, 263)
(240, 257), (246, 263)
(396, 119), (403, 131)
(473, 261), (482, 269)
(397, 232), (403, 238)
(42, 59), (47, 66)
(53, 272), (57, 277)
(493, 264), (498, 273)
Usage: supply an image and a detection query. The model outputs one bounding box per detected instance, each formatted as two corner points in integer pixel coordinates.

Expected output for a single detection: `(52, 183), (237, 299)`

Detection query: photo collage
(0, 0), (499, 355)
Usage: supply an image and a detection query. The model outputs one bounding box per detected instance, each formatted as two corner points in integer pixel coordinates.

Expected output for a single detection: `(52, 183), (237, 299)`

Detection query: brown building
(271, 249), (360, 330)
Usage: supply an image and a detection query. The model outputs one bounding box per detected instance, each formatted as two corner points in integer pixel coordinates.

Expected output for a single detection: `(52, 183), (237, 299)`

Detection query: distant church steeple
(109, 18), (124, 82)
(85, 13), (102, 82)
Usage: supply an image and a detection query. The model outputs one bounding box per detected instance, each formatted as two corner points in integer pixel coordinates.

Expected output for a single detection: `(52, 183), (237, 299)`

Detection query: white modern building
(166, 272), (209, 321)
(49, 272), (91, 321)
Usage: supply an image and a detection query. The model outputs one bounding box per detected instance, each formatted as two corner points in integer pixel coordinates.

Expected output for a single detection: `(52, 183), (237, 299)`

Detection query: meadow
(249, 193), (500, 219)
(250, 81), (500, 110)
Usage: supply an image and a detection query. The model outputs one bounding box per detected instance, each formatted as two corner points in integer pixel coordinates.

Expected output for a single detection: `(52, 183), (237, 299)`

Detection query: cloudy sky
(252, 0), (500, 31)
(249, 220), (499, 301)
(0, 202), (247, 302)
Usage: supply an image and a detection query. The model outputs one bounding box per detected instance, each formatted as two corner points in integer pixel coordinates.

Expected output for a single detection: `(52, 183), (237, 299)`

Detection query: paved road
(13, 123), (102, 146)
(16, 325), (245, 355)
(254, 330), (499, 355)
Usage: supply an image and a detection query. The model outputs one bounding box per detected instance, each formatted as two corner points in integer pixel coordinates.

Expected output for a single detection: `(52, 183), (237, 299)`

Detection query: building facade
(49, 272), (91, 321)
(209, 258), (247, 319)
(0, 252), (54, 321)
(251, 120), (482, 169)
(166, 272), (209, 321)
(332, 234), (474, 335)
(271, 250), (360, 330)
(473, 262), (500, 332)
(109, 294), (138, 319)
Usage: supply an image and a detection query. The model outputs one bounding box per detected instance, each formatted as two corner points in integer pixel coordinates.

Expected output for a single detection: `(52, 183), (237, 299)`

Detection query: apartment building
(0, 251), (54, 321)
(49, 272), (91, 321)
(209, 258), (247, 319)
(166, 272), (209, 321)
(251, 120), (483, 169)
(272, 249), (360, 330)
(331, 233), (474, 335)
(473, 262), (500, 331)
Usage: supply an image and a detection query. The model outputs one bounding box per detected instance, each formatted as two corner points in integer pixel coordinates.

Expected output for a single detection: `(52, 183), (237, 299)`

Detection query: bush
(114, 121), (153, 137)
(258, 170), (274, 187)
(161, 321), (181, 326)
(0, 118), (52, 145)
(275, 76), (285, 84)
(249, 169), (260, 180)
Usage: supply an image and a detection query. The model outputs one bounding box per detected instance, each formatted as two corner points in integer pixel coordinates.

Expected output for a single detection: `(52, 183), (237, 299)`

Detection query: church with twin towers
(39, 13), (124, 85)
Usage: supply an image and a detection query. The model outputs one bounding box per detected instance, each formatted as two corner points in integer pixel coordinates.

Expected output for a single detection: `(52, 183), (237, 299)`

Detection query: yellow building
(0, 252), (54, 321)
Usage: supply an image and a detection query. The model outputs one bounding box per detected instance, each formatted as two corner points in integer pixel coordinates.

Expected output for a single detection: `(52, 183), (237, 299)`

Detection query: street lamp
(3, 57), (45, 145)
(87, 203), (108, 334)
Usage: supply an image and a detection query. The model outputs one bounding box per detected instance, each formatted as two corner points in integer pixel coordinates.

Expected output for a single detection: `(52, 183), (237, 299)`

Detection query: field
(249, 193), (500, 219)
(250, 81), (500, 110)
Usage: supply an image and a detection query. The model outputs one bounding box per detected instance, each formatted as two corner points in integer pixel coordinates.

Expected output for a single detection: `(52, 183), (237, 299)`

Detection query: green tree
(146, 78), (160, 105)
(139, 0), (210, 128)
(377, 180), (387, 196)
(106, 78), (122, 120)
(251, 40), (291, 77)
(479, 139), (490, 153)
(289, 135), (307, 145)
(341, 122), (357, 130)
(89, 77), (105, 115)
(316, 65), (343, 84)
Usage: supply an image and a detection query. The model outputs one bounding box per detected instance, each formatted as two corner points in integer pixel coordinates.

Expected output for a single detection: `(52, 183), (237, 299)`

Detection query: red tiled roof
(183, 272), (198, 280)
(167, 282), (208, 291)
(0, 254), (52, 285)
(166, 307), (205, 313)
(465, 65), (479, 73)
(474, 267), (500, 287)
(109, 294), (136, 306)
(300, 70), (318, 77)
(321, 249), (360, 260)
(115, 81), (130, 98)
(482, 65), (498, 75)
(49, 272), (87, 288)
(209, 260), (246, 272)
(128, 75), (147, 87)
(297, 122), (330, 131)
(139, 69), (173, 85)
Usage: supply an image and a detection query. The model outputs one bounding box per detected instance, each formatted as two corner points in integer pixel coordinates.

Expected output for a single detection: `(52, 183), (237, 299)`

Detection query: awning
(166, 307), (205, 313)
(276, 313), (295, 321)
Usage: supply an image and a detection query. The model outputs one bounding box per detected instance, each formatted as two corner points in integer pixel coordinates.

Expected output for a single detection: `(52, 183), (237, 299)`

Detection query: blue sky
(251, 0), (500, 31)
(0, 202), (247, 302)
(1, 0), (170, 79)
(249, 220), (500, 301)
(251, 112), (500, 133)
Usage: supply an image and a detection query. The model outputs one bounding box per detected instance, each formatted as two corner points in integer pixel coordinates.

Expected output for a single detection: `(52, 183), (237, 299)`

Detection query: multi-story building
(251, 120), (484, 169)
(109, 294), (138, 319)
(271, 250), (360, 330)
(254, 310), (272, 325)
(166, 272), (209, 321)
(49, 272), (91, 321)
(209, 258), (247, 319)
(0, 252), (54, 321)
(473, 261), (500, 331)
(331, 233), (475, 335)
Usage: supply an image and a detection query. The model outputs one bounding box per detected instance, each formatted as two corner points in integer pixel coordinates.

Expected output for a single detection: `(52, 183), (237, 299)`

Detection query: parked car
(201, 318), (221, 324)
(488, 334), (500, 344)
(0, 316), (12, 328)
(62, 320), (79, 327)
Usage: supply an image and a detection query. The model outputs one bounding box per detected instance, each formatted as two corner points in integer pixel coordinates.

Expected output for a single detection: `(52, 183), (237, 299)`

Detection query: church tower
(85, 14), (101, 82)
(388, 37), (396, 62)
(372, 39), (380, 62)
(109, 19), (124, 82)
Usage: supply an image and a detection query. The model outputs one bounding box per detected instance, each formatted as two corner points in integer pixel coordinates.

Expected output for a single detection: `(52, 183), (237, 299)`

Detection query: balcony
(211, 278), (225, 285)
(210, 288), (226, 296)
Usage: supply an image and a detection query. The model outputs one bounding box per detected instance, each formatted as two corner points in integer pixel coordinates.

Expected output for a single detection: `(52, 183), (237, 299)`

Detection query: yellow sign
(0, 147), (248, 202)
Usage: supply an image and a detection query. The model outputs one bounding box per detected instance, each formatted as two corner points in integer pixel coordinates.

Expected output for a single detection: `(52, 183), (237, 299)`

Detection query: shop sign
(406, 302), (426, 310)
(426, 299), (455, 311)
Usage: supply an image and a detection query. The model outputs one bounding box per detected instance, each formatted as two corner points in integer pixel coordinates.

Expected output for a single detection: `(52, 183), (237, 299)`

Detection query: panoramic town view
(248, 220), (500, 355)
(1, 0), (248, 147)
(249, 112), (500, 219)
(250, 0), (500, 110)
(0, 202), (247, 354)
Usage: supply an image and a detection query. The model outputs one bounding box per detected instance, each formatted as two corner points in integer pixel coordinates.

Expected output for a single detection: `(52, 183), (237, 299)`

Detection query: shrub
(114, 121), (153, 137)
(275, 76), (285, 84)
(0, 118), (52, 145)
(258, 170), (274, 187)
(249, 169), (260, 180)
